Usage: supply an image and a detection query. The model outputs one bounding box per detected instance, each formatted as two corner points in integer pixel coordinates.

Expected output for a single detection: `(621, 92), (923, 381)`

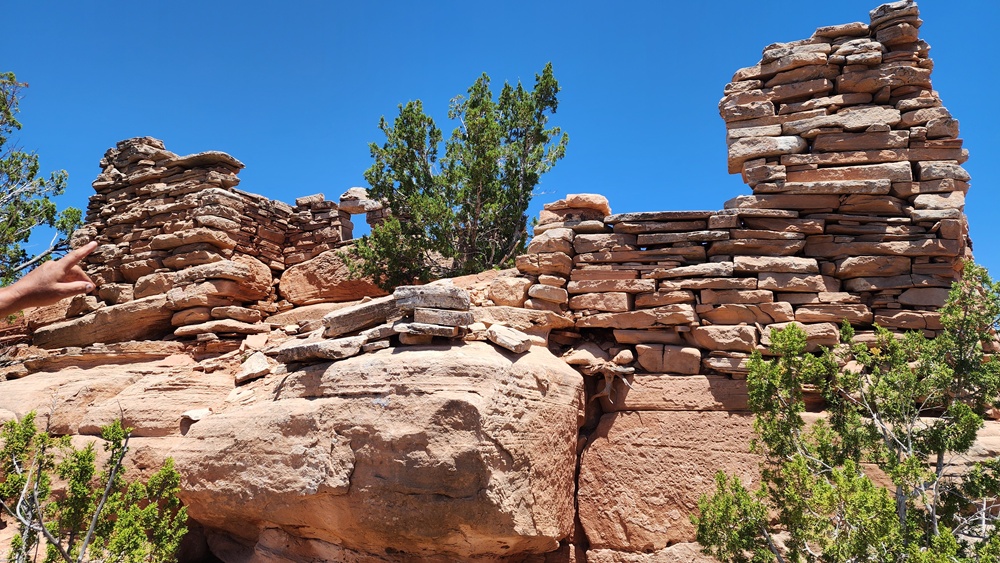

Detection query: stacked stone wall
(79, 137), (350, 282)
(28, 137), (357, 346)
(511, 0), (968, 383)
(512, 0), (973, 554)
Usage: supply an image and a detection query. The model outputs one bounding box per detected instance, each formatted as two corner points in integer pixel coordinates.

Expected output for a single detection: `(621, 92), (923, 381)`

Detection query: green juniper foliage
(694, 262), (1000, 562)
(0, 72), (81, 285)
(0, 415), (187, 563)
(351, 63), (568, 290)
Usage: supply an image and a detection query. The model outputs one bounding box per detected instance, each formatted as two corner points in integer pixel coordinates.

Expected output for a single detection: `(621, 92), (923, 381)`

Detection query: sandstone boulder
(278, 250), (387, 305)
(171, 342), (584, 560)
(32, 295), (175, 349)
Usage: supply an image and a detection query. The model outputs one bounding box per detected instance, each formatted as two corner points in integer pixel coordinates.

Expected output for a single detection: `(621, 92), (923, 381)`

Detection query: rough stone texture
(322, 295), (399, 338)
(32, 296), (174, 348)
(171, 343), (583, 560)
(578, 411), (758, 551)
(635, 344), (702, 374)
(488, 276), (533, 307)
(588, 544), (717, 563)
(394, 284), (471, 312)
(278, 250), (387, 305)
(600, 376), (748, 413)
(486, 324), (533, 353)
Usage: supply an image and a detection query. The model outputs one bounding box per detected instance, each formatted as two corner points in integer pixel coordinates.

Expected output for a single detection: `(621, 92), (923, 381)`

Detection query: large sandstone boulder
(171, 341), (584, 560)
(278, 249), (387, 305)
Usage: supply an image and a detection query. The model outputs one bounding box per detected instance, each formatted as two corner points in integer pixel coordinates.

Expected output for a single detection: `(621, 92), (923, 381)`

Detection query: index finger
(58, 241), (99, 270)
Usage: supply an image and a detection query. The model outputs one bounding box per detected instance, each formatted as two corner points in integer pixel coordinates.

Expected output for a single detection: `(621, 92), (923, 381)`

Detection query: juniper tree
(0, 414), (187, 563)
(0, 72), (81, 285)
(352, 63), (568, 290)
(695, 262), (1000, 562)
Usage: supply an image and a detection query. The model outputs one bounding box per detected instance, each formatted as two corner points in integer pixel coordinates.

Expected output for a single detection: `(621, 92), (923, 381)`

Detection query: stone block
(727, 135), (808, 173)
(527, 284), (569, 305)
(413, 308), (475, 327)
(634, 290), (696, 308)
(576, 305), (697, 329)
(488, 277), (532, 307)
(794, 304), (873, 324)
(699, 303), (794, 325)
(701, 289), (774, 305)
(758, 273), (839, 292)
(526, 227), (574, 254)
(573, 233), (637, 253)
(733, 256), (819, 273)
(567, 280), (655, 294)
(836, 256), (911, 278)
(898, 287), (949, 307)
(486, 324), (533, 354)
(568, 292), (631, 313)
(174, 319), (270, 337)
(272, 336), (366, 364)
(600, 375), (748, 413)
(544, 193), (612, 216)
(322, 295), (399, 338)
(516, 252), (573, 277)
(685, 326), (757, 353)
(394, 285), (470, 312)
(635, 344), (702, 374)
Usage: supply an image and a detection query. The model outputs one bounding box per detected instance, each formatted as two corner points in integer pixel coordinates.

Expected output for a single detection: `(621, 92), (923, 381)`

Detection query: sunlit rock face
(171, 342), (584, 560)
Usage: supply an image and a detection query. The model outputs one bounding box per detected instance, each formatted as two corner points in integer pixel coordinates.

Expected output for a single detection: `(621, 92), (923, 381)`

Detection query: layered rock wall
(503, 0), (973, 556)
(26, 138), (384, 348)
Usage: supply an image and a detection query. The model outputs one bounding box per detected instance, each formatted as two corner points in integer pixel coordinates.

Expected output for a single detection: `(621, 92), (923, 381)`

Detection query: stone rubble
(263, 282), (535, 367)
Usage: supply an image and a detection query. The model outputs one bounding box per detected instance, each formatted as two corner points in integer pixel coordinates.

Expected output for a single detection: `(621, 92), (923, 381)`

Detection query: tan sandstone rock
(278, 250), (387, 305)
(578, 411), (758, 550)
(171, 342), (584, 560)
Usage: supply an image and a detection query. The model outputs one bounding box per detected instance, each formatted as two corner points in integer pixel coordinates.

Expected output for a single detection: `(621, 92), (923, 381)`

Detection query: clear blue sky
(4, 1), (999, 274)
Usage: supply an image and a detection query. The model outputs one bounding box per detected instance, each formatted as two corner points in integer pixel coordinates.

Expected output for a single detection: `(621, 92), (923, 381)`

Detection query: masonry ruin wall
(0, 0), (982, 559)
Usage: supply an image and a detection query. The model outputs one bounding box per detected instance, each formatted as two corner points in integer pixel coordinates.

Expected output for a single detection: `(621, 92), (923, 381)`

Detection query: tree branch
(77, 430), (130, 562)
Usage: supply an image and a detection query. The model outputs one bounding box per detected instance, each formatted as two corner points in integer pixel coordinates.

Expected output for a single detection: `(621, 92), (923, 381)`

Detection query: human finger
(61, 264), (94, 285)
(57, 241), (98, 272)
(54, 279), (95, 296)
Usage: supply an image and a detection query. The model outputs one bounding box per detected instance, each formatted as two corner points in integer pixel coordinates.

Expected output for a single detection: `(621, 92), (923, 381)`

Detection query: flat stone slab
(174, 319), (271, 337)
(394, 285), (471, 312)
(486, 324), (533, 354)
(604, 211), (715, 224)
(271, 336), (367, 364)
(322, 295), (399, 338)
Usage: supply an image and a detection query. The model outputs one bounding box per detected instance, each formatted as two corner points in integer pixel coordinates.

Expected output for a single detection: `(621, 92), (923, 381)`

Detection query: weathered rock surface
(32, 296), (174, 348)
(578, 411), (758, 551)
(278, 249), (387, 305)
(1, 3), (984, 561)
(171, 342), (584, 560)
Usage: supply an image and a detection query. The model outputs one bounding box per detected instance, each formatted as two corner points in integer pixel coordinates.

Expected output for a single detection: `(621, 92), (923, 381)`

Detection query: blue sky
(4, 1), (999, 274)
